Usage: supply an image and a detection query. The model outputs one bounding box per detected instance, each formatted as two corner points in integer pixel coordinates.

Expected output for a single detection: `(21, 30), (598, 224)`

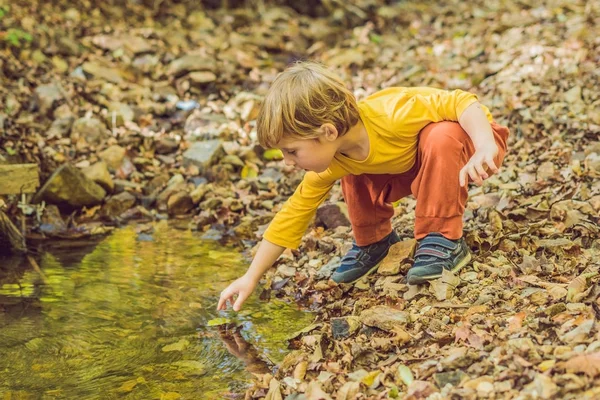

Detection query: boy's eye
(287, 150), (296, 155)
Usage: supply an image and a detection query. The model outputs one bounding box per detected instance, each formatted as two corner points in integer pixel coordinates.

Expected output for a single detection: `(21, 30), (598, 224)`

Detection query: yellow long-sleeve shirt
(263, 87), (494, 249)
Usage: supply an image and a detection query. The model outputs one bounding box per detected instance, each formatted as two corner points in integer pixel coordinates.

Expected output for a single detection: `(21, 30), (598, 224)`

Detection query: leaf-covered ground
(1, 0), (599, 398)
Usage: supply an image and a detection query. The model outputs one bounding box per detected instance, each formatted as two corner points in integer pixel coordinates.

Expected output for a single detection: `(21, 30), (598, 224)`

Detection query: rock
(190, 183), (210, 204)
(189, 71), (217, 84)
(82, 61), (124, 84)
(47, 117), (74, 138)
(183, 140), (223, 169)
(34, 83), (64, 115)
(39, 205), (67, 236)
(316, 202), (350, 229)
(102, 191), (136, 217)
(53, 104), (74, 119)
(199, 198), (222, 210)
(359, 305), (409, 332)
(433, 370), (469, 389)
(99, 145), (127, 171)
(106, 103), (135, 127)
(155, 138), (179, 154)
(167, 192), (194, 215)
(113, 179), (144, 193)
(315, 256), (341, 280)
(331, 317), (361, 340)
(123, 35), (153, 55)
(156, 182), (187, 211)
(144, 173), (171, 195)
(82, 161), (114, 193)
(71, 117), (109, 146)
(33, 164), (106, 208)
(166, 54), (217, 77)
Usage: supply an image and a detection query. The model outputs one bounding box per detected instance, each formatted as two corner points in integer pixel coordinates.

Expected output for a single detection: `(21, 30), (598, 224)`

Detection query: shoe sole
(407, 252), (472, 285)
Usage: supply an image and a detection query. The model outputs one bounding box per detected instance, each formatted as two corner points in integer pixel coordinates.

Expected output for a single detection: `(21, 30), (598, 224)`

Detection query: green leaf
(369, 33), (383, 44)
(241, 165), (258, 179)
(5, 147), (16, 156)
(207, 317), (231, 327)
(263, 148), (283, 161)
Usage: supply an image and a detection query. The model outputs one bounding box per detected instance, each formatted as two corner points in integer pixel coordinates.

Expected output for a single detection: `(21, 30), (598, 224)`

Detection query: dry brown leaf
(336, 381), (360, 400)
(508, 311), (527, 333)
(305, 381), (333, 400)
(567, 275), (587, 302)
(264, 378), (282, 400)
(563, 351), (600, 377)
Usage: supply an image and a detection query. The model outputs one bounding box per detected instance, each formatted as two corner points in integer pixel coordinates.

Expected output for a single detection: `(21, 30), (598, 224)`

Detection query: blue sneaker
(331, 231), (401, 284)
(406, 233), (471, 285)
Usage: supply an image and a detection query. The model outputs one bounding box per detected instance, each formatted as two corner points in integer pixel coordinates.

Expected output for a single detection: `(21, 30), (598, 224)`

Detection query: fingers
(467, 164), (483, 186)
(217, 288), (233, 311)
(233, 291), (250, 312)
(485, 157), (499, 174)
(474, 163), (488, 181)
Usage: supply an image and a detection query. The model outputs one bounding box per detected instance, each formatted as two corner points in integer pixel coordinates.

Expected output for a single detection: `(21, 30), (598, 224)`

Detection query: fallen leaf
(563, 351), (600, 377)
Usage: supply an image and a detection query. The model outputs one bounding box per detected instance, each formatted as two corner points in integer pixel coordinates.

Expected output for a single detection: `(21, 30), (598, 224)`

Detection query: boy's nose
(284, 158), (295, 167)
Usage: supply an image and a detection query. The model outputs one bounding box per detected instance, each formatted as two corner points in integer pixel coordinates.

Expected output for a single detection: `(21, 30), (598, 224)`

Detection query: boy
(218, 61), (509, 312)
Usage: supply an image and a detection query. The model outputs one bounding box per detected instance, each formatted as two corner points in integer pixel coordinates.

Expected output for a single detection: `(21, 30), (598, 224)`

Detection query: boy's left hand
(459, 143), (499, 187)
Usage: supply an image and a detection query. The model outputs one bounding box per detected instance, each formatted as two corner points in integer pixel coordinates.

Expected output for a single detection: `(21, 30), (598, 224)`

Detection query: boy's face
(277, 134), (338, 173)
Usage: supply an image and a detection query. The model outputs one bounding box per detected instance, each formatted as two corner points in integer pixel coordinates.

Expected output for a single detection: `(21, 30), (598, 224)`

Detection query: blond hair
(256, 61), (360, 149)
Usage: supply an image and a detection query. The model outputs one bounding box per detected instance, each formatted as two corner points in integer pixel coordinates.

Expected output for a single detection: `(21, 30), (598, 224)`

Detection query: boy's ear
(320, 123), (339, 142)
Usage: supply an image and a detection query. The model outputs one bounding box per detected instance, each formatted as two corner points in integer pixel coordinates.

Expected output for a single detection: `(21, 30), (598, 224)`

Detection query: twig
(27, 255), (48, 284)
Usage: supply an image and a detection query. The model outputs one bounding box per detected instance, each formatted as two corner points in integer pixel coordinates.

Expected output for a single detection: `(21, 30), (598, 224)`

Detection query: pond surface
(0, 223), (313, 399)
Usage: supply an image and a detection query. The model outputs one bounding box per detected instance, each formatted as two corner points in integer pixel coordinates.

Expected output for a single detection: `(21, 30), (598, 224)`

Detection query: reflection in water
(0, 224), (313, 399)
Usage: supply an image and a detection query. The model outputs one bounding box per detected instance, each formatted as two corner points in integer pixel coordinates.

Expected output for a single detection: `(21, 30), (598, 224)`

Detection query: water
(0, 224), (314, 399)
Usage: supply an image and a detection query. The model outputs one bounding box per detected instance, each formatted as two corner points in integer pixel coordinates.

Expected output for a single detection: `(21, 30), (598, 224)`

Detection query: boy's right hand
(217, 274), (259, 311)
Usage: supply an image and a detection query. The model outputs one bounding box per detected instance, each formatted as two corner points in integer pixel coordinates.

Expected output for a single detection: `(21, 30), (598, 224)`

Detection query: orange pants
(341, 121), (509, 246)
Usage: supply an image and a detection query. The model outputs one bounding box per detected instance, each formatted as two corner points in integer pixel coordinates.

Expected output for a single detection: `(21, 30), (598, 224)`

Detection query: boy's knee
(420, 122), (467, 154)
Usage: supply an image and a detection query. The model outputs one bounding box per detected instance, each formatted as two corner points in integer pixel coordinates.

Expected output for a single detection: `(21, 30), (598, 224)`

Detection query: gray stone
(47, 117), (74, 138)
(82, 161), (114, 193)
(155, 137), (179, 154)
(316, 202), (350, 230)
(359, 306), (409, 332)
(39, 205), (67, 236)
(124, 36), (153, 55)
(189, 71), (217, 84)
(199, 198), (222, 210)
(144, 173), (170, 195)
(168, 192), (194, 215)
(331, 317), (361, 340)
(102, 191), (136, 217)
(34, 164), (106, 208)
(156, 182), (187, 212)
(433, 371), (469, 389)
(82, 62), (124, 84)
(98, 145), (127, 171)
(53, 104), (74, 120)
(315, 257), (341, 280)
(190, 183), (210, 204)
(71, 117), (109, 146)
(106, 103), (135, 127)
(34, 84), (64, 115)
(166, 55), (216, 77)
(183, 140), (223, 169)
(113, 179), (144, 192)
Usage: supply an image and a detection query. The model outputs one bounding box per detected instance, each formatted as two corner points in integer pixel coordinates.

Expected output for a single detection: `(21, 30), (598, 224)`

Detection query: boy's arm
(217, 239), (285, 311)
(457, 102), (500, 187)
